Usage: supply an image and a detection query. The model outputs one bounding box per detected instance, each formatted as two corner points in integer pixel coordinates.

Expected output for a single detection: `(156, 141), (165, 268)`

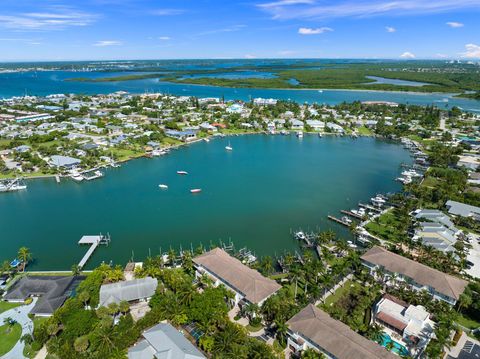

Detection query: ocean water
(0, 135), (411, 270)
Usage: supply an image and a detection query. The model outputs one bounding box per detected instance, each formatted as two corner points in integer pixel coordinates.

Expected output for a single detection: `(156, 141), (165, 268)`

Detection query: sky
(0, 0), (479, 61)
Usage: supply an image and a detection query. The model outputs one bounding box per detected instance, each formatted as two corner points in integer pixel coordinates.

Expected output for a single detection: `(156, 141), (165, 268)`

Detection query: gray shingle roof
(287, 305), (397, 359)
(4, 275), (84, 315)
(99, 277), (157, 307)
(128, 323), (205, 359)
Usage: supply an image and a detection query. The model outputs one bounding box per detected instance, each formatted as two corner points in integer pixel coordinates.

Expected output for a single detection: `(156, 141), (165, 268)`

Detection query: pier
(78, 234), (111, 268)
(358, 203), (382, 213)
(340, 210), (363, 219)
(327, 215), (351, 227)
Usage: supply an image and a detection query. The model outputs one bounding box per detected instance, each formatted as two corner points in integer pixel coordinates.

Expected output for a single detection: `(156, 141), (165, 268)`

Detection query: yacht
(341, 216), (353, 224)
(351, 208), (366, 217)
(371, 196), (386, 207)
(158, 184), (168, 189)
(70, 170), (84, 182)
(294, 231), (306, 241)
(177, 171), (188, 175)
(190, 188), (202, 194)
(0, 178), (27, 192)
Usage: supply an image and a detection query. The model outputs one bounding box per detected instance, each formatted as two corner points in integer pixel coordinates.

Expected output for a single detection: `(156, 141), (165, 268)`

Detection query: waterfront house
(286, 304), (397, 359)
(326, 122), (345, 134)
(306, 120), (324, 131)
(445, 200), (480, 221)
(413, 209), (457, 231)
(290, 119), (304, 130)
(193, 248), (281, 307)
(49, 155), (81, 169)
(3, 275), (85, 316)
(165, 129), (197, 142)
(98, 277), (158, 307)
(361, 246), (468, 305)
(414, 222), (458, 253)
(373, 294), (435, 357)
(128, 322), (205, 359)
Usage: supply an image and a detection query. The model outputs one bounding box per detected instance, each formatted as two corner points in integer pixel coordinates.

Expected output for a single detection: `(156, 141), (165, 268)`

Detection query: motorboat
(0, 178), (27, 192)
(158, 184), (168, 189)
(294, 231), (306, 241)
(177, 171), (188, 175)
(225, 141), (233, 151)
(297, 131), (303, 138)
(190, 188), (202, 193)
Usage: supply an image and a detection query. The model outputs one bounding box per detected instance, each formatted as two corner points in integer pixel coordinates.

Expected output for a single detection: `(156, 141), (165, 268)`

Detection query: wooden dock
(327, 215), (351, 227)
(358, 203), (382, 213)
(340, 210), (363, 219)
(78, 234), (110, 268)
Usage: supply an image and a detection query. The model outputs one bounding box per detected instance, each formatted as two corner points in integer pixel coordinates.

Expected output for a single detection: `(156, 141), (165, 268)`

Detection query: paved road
(0, 298), (37, 359)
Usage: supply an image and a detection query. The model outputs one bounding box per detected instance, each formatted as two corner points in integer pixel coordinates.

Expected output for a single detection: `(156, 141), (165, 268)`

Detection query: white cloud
(386, 26), (396, 32)
(0, 7), (98, 30)
(158, 36), (171, 40)
(436, 53), (448, 58)
(196, 24), (246, 36)
(446, 21), (464, 27)
(298, 27), (333, 35)
(94, 40), (122, 47)
(278, 50), (297, 56)
(257, 0), (480, 20)
(244, 54), (257, 59)
(461, 43), (480, 58)
(151, 9), (185, 16)
(400, 51), (416, 59)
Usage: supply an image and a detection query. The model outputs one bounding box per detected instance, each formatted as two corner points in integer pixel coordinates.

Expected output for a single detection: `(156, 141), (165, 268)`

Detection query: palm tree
(274, 319), (289, 346)
(71, 264), (81, 276)
(17, 247), (32, 272)
(0, 260), (11, 277)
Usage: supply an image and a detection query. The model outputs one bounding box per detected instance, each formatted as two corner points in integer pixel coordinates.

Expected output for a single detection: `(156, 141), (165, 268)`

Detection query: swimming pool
(379, 333), (409, 356)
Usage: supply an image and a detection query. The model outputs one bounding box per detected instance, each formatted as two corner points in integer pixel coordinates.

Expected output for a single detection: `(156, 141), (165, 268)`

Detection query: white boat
(152, 149), (167, 156)
(294, 231), (306, 241)
(318, 132), (323, 138)
(177, 171), (188, 175)
(371, 196), (386, 206)
(297, 131), (303, 138)
(225, 142), (233, 151)
(341, 216), (353, 224)
(204, 138), (210, 143)
(190, 188), (202, 193)
(318, 90), (323, 93)
(158, 184), (168, 189)
(70, 170), (84, 182)
(0, 178), (27, 192)
(351, 208), (366, 217)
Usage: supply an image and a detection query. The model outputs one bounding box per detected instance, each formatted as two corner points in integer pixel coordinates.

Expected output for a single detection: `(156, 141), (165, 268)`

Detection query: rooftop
(128, 322), (205, 359)
(99, 277), (158, 307)
(4, 275), (84, 315)
(193, 248), (281, 304)
(361, 246), (468, 300)
(287, 304), (397, 359)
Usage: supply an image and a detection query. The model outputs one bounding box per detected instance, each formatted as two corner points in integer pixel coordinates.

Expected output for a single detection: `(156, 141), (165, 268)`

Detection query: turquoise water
(379, 333), (409, 356)
(0, 135), (411, 270)
(366, 76), (430, 87)
(1, 71), (479, 112)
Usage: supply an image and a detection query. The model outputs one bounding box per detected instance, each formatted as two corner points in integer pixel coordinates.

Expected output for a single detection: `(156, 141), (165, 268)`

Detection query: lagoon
(0, 135), (411, 270)
(1, 71), (480, 112)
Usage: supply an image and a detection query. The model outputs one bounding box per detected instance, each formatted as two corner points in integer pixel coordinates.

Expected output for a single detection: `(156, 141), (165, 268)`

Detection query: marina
(0, 135), (411, 270)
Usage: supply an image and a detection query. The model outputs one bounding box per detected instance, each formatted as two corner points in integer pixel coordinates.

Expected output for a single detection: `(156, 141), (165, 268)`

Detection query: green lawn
(357, 126), (373, 136)
(0, 301), (22, 314)
(246, 323), (263, 332)
(364, 210), (406, 243)
(456, 314), (480, 330)
(0, 323), (22, 356)
(323, 280), (359, 307)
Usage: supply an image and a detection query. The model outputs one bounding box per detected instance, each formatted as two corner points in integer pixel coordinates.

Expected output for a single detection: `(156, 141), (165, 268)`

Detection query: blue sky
(0, 0), (479, 61)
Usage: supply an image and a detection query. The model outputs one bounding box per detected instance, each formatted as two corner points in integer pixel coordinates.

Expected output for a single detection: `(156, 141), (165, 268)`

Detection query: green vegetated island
(68, 61), (480, 99)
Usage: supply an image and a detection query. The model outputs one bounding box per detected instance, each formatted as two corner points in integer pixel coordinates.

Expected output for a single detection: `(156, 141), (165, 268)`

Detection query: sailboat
(225, 141), (233, 151)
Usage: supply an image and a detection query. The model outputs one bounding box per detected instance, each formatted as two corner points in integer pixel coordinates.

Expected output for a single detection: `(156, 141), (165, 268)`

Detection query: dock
(327, 215), (351, 227)
(78, 234), (111, 268)
(340, 210), (363, 219)
(358, 203), (382, 213)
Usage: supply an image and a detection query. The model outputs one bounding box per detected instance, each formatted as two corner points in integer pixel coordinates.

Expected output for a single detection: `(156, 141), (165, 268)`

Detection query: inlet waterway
(1, 71), (480, 112)
(0, 135), (411, 270)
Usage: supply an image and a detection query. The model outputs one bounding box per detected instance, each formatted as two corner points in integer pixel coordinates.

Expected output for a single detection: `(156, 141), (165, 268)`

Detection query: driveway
(0, 298), (37, 359)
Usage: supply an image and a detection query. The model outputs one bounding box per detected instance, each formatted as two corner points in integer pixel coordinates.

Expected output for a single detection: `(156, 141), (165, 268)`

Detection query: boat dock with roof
(78, 234), (111, 268)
